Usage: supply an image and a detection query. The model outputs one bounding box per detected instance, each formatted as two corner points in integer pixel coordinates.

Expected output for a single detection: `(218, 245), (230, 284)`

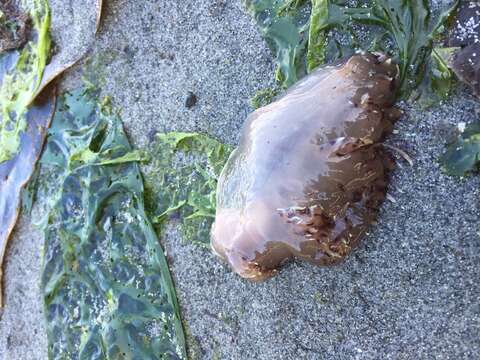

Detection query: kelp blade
(0, 83), (55, 307)
(0, 0), (52, 303)
(40, 88), (186, 359)
(96, 0), (104, 33)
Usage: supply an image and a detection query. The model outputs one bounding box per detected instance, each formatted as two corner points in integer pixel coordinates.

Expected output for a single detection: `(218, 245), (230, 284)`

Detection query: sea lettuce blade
(40, 88), (187, 359)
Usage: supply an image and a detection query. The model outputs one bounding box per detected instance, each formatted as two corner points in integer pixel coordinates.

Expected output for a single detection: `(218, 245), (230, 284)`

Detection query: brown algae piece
(0, 84), (55, 307)
(451, 42), (480, 96)
(96, 0), (103, 33)
(212, 53), (400, 281)
(448, 1), (480, 97)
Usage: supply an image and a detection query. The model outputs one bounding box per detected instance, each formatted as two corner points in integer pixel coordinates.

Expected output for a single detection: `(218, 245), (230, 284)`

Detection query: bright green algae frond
(0, 0), (51, 163)
(246, 0), (457, 105)
(39, 88), (186, 359)
(143, 132), (232, 247)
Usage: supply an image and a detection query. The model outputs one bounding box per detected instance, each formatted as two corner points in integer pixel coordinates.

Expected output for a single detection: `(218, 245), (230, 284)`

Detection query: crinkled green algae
(250, 87), (280, 109)
(0, 0), (50, 162)
(143, 132), (232, 247)
(39, 88), (186, 359)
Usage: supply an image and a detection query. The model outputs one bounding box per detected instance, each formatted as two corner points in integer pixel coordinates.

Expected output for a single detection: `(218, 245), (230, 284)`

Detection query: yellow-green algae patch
(143, 132), (232, 247)
(0, 0), (51, 162)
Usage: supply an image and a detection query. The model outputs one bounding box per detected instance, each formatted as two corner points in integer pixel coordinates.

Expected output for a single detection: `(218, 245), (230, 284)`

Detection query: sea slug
(212, 52), (400, 281)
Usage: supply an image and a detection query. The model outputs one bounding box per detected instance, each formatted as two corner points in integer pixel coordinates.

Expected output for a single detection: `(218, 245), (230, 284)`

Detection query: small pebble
(185, 92), (198, 109)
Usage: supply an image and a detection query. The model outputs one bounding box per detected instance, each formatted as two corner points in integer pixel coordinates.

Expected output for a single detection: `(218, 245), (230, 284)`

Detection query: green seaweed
(250, 87), (281, 109)
(441, 122), (480, 177)
(143, 132), (232, 247)
(39, 88), (186, 359)
(0, 0), (51, 162)
(245, 0), (458, 104)
(244, 0), (312, 87)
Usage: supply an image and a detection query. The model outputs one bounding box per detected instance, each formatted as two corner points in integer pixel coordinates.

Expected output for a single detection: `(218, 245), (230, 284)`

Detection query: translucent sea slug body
(212, 53), (400, 281)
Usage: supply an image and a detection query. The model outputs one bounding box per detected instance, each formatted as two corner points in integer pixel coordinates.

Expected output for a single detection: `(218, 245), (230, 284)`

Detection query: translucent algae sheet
(40, 88), (186, 359)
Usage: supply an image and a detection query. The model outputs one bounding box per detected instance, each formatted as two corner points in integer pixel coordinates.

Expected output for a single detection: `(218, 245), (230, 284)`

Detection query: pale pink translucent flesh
(212, 53), (400, 281)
